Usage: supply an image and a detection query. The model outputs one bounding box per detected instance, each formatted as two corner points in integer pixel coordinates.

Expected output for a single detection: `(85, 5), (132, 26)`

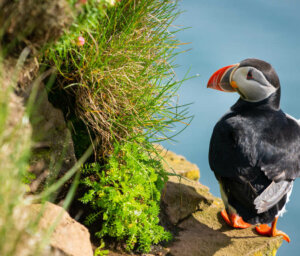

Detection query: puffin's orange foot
(255, 224), (271, 236)
(255, 217), (290, 243)
(221, 209), (232, 226)
(221, 209), (251, 229)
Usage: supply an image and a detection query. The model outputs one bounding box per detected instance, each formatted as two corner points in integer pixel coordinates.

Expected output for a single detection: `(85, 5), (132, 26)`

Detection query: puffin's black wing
(209, 112), (256, 178)
(258, 114), (300, 181)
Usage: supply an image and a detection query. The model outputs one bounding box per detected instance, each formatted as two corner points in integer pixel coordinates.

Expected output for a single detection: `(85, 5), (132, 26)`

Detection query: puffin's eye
(247, 69), (253, 80)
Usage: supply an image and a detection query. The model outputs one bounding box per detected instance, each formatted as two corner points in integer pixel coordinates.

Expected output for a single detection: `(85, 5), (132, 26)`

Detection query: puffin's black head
(207, 58), (280, 104)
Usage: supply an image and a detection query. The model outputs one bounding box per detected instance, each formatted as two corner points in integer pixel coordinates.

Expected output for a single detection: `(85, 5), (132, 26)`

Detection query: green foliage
(22, 171), (36, 185)
(80, 141), (171, 252)
(44, 0), (190, 156)
(94, 240), (109, 256)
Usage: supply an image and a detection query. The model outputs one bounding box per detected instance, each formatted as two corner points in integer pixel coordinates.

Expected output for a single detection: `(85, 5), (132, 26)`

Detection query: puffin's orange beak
(207, 64), (239, 92)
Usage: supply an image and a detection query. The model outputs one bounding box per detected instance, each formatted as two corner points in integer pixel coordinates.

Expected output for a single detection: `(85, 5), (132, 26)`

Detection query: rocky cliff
(2, 61), (283, 255)
(0, 0), (284, 255)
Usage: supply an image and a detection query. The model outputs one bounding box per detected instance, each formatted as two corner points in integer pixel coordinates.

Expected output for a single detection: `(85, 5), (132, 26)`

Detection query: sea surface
(160, 1), (300, 255)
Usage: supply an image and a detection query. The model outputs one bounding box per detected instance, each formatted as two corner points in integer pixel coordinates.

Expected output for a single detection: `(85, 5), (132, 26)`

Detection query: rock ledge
(162, 176), (282, 256)
(109, 148), (283, 256)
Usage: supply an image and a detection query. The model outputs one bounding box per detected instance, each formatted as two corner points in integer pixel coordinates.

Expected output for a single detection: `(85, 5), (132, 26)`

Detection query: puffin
(207, 58), (300, 243)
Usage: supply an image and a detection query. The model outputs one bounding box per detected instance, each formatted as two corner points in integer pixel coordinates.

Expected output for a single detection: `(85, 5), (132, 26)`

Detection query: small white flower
(105, 0), (116, 6)
(134, 210), (141, 216)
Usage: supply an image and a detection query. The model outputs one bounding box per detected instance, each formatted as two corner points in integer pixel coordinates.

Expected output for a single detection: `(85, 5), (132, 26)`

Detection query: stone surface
(2, 51), (77, 197)
(28, 83), (77, 195)
(0, 0), (72, 53)
(161, 176), (214, 225)
(2, 58), (33, 136)
(25, 202), (93, 256)
(156, 145), (200, 181)
(1, 0), (76, 196)
(163, 176), (283, 256)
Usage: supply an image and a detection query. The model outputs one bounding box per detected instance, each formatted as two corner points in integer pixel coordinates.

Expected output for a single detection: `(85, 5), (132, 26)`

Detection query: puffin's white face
(231, 66), (277, 102)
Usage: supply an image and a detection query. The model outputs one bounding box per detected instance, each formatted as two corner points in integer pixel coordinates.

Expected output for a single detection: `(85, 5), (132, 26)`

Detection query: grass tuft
(45, 0), (190, 156)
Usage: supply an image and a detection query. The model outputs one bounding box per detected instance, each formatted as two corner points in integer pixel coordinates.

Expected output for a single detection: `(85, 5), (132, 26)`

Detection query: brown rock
(26, 202), (93, 256)
(161, 176), (214, 225)
(2, 47), (77, 197)
(28, 83), (77, 194)
(0, 0), (72, 53)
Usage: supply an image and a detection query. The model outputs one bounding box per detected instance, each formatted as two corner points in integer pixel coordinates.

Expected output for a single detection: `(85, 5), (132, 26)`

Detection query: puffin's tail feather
(254, 180), (293, 214)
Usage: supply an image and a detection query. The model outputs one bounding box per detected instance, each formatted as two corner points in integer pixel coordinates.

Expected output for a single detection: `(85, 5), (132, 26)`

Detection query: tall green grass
(45, 0), (190, 156)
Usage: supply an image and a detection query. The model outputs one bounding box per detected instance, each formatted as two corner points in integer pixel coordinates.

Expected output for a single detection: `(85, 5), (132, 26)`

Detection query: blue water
(160, 1), (300, 255)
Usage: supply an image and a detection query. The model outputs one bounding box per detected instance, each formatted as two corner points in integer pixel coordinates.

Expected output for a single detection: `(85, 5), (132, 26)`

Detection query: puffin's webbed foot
(221, 209), (251, 229)
(255, 217), (290, 243)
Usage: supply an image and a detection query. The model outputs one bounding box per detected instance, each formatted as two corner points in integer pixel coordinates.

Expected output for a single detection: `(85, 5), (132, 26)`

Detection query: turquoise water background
(160, 1), (300, 255)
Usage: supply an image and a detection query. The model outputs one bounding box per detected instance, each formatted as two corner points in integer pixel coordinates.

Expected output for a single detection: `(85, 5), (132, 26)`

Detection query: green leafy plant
(94, 240), (109, 256)
(80, 141), (171, 252)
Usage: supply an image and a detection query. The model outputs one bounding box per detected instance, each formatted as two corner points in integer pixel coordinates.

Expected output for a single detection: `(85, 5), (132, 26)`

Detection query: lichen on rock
(156, 145), (200, 181)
